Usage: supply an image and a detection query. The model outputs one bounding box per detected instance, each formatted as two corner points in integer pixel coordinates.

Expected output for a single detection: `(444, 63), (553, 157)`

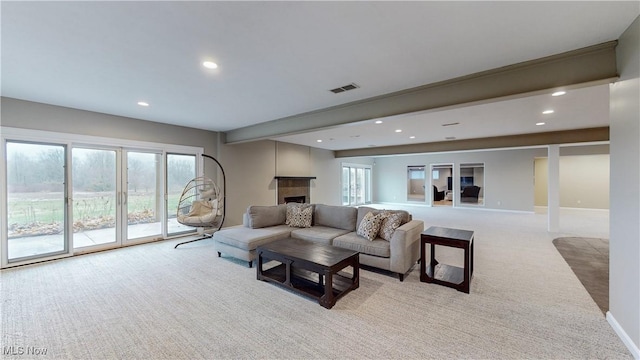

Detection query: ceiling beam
(334, 127), (610, 158)
(224, 41), (618, 144)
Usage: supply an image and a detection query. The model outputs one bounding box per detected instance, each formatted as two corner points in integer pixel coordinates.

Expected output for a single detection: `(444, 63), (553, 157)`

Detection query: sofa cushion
(287, 204), (313, 228)
(357, 211), (385, 241)
(290, 226), (351, 245)
(213, 224), (291, 251)
(333, 232), (391, 258)
(314, 204), (357, 231)
(247, 204), (286, 229)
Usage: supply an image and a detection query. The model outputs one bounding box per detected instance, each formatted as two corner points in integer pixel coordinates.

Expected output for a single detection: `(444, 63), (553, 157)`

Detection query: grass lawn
(7, 191), (183, 235)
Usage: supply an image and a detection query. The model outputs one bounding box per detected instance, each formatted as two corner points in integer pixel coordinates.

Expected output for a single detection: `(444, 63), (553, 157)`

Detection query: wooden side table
(420, 226), (474, 293)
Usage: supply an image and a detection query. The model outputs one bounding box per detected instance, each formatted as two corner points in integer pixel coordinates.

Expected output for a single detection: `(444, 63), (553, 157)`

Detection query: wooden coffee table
(256, 238), (359, 309)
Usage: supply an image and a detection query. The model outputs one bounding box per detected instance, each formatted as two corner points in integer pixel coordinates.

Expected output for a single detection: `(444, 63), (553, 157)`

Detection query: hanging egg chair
(174, 154), (226, 248)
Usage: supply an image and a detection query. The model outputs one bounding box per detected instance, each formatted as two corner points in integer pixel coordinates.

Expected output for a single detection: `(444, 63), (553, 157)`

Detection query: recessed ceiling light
(137, 101), (149, 107)
(203, 61), (218, 69)
(552, 91), (566, 96)
(316, 139), (322, 143)
(536, 122), (546, 126)
(375, 120), (383, 124)
(542, 110), (554, 114)
(409, 136), (416, 139)
(395, 129), (402, 133)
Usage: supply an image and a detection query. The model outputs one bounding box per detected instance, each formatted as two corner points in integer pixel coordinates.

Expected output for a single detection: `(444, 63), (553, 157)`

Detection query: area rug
(553, 237), (609, 314)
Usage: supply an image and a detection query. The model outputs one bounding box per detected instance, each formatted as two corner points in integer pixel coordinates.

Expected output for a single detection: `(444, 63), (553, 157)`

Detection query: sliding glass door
(2, 127), (204, 268)
(72, 147), (119, 250)
(6, 141), (68, 261)
(342, 163), (372, 206)
(166, 153), (197, 236)
(125, 151), (162, 242)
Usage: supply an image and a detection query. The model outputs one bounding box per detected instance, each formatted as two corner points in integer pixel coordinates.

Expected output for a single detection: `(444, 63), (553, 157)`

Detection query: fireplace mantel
(274, 176), (316, 180)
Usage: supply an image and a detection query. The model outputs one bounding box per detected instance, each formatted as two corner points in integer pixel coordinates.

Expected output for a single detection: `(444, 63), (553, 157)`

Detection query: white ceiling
(2, 2), (638, 151)
(274, 84), (611, 150)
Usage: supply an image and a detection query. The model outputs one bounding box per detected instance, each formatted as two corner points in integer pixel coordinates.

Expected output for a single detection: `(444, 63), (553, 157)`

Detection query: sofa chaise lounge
(213, 204), (424, 281)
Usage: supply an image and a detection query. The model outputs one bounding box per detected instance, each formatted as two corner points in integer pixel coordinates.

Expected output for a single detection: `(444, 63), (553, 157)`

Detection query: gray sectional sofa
(213, 204), (424, 281)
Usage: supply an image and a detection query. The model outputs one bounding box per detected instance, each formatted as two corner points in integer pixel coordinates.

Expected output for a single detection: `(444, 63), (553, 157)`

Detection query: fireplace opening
(284, 196), (306, 203)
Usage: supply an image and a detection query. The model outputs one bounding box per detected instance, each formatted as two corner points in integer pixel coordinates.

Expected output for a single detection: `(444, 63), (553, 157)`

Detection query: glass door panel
(365, 168), (372, 203)
(349, 168), (356, 206)
(126, 151), (162, 241)
(6, 142), (67, 261)
(72, 148), (118, 249)
(356, 168), (365, 204)
(341, 167), (350, 205)
(166, 153), (196, 235)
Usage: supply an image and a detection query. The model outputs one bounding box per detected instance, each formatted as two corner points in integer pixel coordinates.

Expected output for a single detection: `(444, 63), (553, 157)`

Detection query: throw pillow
(285, 203), (301, 225)
(288, 204), (313, 228)
(378, 211), (404, 241)
(357, 211), (384, 241)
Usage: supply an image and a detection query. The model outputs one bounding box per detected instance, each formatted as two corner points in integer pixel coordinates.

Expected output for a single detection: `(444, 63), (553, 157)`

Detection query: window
(1, 127), (203, 268)
(341, 163), (372, 206)
(460, 163), (484, 206)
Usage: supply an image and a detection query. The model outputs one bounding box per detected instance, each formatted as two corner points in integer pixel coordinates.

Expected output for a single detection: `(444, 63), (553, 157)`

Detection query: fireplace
(275, 176), (316, 204)
(284, 196), (306, 203)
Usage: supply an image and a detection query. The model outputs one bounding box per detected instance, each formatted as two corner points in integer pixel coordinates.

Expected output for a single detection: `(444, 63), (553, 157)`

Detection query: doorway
(407, 166), (425, 202)
(431, 164), (453, 207)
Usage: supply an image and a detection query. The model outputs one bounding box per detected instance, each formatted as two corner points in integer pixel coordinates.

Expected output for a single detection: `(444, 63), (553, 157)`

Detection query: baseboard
(535, 205), (610, 213)
(606, 311), (640, 359)
(376, 202), (534, 214)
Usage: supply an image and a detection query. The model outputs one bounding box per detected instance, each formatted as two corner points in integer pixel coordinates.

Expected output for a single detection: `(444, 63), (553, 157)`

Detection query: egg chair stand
(174, 154), (226, 248)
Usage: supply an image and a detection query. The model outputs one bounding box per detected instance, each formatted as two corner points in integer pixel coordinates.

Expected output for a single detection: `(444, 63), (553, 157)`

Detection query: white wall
(218, 140), (344, 225)
(534, 154), (610, 209)
(609, 15), (640, 356)
(373, 148), (544, 211)
(1, 97), (219, 159)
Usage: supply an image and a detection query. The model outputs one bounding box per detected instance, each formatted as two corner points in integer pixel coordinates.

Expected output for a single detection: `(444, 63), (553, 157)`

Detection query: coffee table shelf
(261, 263), (354, 299)
(257, 238), (359, 309)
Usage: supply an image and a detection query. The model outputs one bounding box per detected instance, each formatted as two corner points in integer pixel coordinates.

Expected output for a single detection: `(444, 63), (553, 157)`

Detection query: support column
(547, 145), (560, 232)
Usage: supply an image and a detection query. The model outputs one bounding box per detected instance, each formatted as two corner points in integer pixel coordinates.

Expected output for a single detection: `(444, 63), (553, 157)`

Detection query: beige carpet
(0, 206), (631, 359)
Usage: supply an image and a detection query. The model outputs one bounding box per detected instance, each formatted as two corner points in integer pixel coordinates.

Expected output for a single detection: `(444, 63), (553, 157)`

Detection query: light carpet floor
(0, 205), (631, 359)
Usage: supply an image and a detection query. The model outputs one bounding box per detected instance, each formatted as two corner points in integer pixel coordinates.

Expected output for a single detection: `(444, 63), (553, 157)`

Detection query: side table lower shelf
(424, 262), (465, 287)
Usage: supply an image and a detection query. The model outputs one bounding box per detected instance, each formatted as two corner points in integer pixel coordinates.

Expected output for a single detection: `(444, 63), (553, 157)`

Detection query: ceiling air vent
(330, 83), (359, 94)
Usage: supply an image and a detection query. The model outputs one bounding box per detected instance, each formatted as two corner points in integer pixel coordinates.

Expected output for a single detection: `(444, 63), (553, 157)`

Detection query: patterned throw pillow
(285, 203), (297, 225)
(357, 211), (384, 241)
(378, 211), (404, 241)
(288, 204), (313, 228)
